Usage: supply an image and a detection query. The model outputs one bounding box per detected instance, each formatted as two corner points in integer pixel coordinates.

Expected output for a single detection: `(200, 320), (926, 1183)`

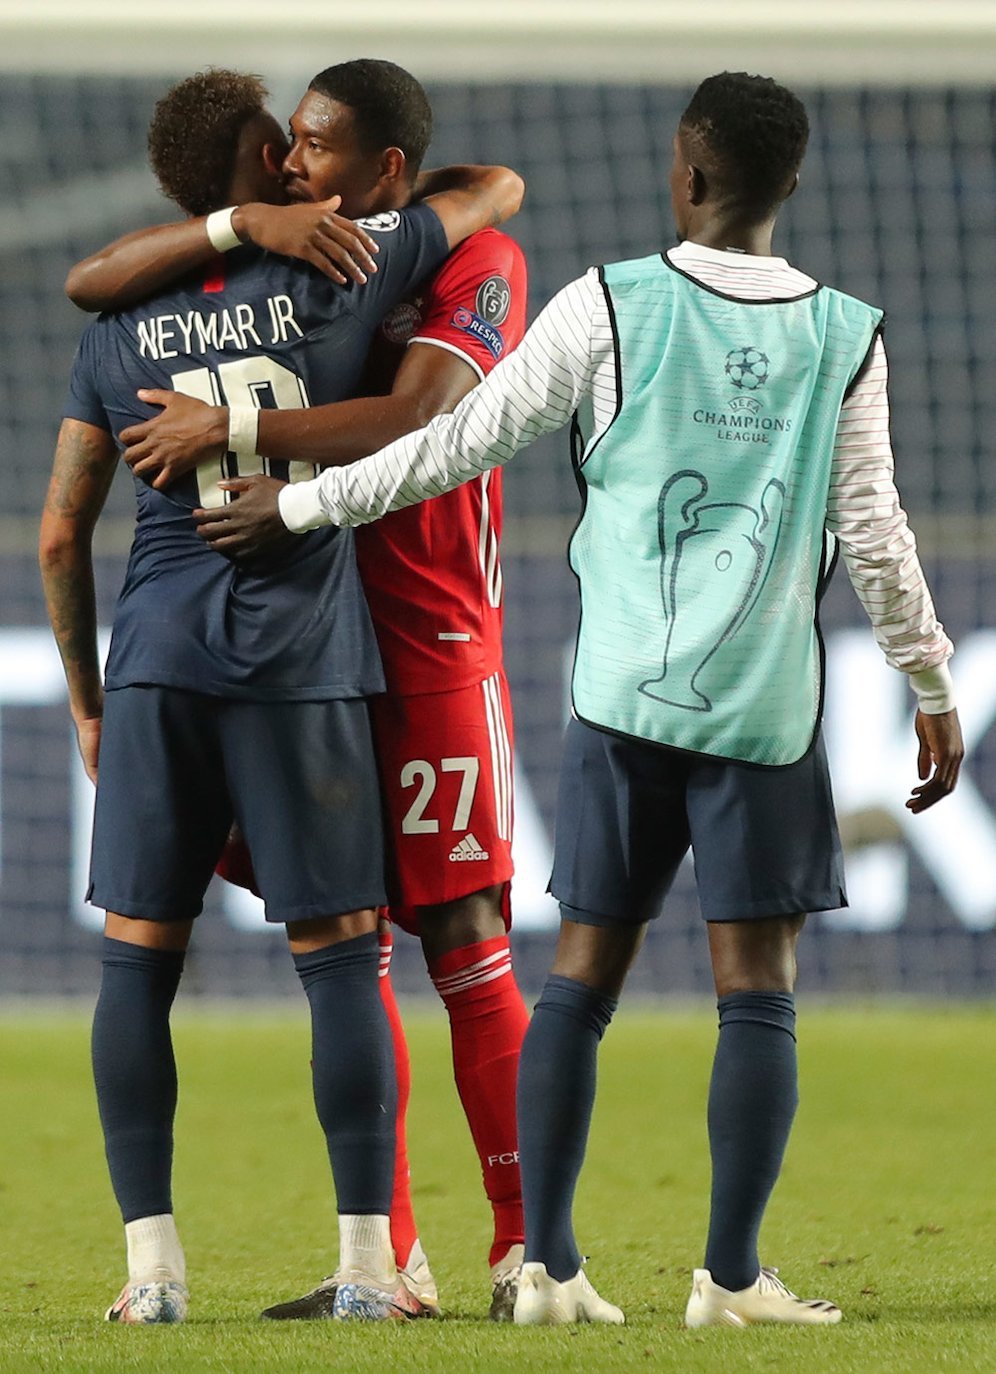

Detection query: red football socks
(378, 927), (418, 1270)
(429, 935), (529, 1267)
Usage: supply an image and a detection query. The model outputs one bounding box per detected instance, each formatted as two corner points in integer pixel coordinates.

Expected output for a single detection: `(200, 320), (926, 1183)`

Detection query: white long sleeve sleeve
(278, 248), (954, 712)
(278, 272), (603, 532)
(827, 335), (954, 707)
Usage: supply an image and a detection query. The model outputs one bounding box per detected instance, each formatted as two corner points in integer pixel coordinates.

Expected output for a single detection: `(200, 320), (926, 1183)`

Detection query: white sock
(338, 1214), (395, 1285)
(125, 1213), (186, 1284)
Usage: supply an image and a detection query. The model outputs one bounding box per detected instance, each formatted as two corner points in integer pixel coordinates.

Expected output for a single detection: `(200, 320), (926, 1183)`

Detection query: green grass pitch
(1, 1004), (993, 1373)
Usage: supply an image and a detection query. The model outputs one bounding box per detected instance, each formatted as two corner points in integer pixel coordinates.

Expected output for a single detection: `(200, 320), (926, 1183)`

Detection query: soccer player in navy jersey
(69, 60), (533, 1319)
(40, 67), (522, 1325)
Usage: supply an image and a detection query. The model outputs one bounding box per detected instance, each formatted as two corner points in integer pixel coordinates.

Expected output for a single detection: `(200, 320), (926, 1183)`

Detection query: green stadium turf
(1, 1005), (993, 1372)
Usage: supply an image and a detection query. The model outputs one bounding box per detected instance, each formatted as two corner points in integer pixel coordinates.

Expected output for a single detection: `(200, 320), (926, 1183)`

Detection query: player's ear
(378, 146), (408, 189)
(688, 162), (708, 206)
(783, 170), (801, 202)
(250, 142), (288, 206)
(262, 141), (284, 180)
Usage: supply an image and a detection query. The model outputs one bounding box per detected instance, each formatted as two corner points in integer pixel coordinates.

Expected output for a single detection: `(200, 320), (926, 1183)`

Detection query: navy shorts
(550, 717), (846, 925)
(89, 686), (386, 924)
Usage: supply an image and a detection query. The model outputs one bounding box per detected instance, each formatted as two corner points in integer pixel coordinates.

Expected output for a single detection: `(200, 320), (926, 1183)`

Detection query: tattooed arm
(39, 419), (119, 782)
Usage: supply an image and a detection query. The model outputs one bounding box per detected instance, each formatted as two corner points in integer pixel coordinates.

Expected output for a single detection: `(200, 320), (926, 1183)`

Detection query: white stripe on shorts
(482, 673), (513, 842)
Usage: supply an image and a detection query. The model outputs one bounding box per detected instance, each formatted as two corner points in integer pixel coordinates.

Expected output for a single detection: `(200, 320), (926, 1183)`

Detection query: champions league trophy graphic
(638, 470), (785, 711)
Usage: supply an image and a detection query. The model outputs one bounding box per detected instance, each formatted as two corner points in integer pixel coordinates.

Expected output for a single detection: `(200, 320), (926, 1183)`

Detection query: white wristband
(205, 207), (241, 253)
(909, 662), (956, 715)
(279, 479), (332, 533)
(227, 406), (259, 456)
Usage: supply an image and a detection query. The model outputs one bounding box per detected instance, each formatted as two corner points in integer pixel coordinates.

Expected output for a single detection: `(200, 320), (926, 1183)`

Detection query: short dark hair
(308, 59), (432, 179)
(679, 72), (809, 221)
(148, 68), (269, 216)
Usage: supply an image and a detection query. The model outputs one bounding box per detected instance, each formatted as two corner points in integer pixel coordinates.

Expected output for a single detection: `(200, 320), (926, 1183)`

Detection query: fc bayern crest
(381, 302), (422, 345)
(475, 275), (511, 325)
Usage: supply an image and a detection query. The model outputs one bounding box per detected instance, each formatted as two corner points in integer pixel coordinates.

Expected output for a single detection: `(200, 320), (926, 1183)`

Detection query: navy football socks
(703, 990), (798, 1293)
(293, 932), (396, 1215)
(91, 936), (185, 1223)
(517, 974), (617, 1282)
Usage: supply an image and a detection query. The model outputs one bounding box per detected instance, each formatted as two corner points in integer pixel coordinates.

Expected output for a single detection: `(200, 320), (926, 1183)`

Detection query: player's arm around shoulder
(191, 307), (508, 560)
(125, 251), (522, 502)
(274, 271), (602, 534)
(192, 226), (529, 503)
(416, 165), (524, 250)
(64, 199), (381, 313)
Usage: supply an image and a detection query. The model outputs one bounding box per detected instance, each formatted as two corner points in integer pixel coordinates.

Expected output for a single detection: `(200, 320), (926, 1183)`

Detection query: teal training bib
(569, 255), (883, 766)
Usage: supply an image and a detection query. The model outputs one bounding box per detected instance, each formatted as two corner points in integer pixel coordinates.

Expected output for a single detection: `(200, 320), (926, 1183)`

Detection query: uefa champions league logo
(691, 348), (787, 443)
(725, 346), (770, 391)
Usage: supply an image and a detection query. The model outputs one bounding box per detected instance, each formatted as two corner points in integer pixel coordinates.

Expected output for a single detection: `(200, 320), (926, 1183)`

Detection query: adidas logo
(448, 833), (490, 863)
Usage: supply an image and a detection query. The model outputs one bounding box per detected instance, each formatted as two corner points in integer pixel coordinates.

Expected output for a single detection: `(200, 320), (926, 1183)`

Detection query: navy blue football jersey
(64, 204), (449, 700)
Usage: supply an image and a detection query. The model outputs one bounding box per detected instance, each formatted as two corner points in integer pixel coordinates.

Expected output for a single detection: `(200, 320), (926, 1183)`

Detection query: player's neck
(685, 212), (776, 257)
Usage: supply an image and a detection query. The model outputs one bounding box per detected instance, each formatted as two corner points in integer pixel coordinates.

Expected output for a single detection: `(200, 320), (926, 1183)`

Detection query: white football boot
(488, 1242), (524, 1322)
(105, 1273), (188, 1324)
(513, 1261), (624, 1325)
(685, 1266), (842, 1327)
(262, 1268), (432, 1321)
(399, 1239), (441, 1317)
(331, 1271), (427, 1321)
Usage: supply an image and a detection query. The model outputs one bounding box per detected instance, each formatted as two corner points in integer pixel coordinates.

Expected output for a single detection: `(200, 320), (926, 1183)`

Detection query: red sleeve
(410, 227), (528, 379)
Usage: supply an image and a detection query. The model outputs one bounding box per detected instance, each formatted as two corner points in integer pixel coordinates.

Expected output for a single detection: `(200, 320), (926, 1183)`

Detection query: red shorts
(371, 671), (514, 932)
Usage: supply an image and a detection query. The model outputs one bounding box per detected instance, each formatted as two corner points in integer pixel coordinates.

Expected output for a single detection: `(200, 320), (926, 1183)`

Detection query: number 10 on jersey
(172, 357), (318, 507)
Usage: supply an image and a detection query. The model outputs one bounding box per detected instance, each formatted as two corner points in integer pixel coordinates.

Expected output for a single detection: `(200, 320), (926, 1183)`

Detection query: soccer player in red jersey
(73, 60), (531, 1318)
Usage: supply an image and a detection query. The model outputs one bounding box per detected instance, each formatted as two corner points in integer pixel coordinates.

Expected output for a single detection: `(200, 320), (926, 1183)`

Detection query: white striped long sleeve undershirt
(278, 240), (954, 711)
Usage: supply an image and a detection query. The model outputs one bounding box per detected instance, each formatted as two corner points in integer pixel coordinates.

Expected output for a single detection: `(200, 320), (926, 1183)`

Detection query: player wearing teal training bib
(573, 255), (882, 766)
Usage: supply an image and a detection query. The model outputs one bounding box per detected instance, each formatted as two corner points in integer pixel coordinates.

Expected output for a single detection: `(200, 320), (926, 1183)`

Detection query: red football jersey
(354, 228), (528, 696)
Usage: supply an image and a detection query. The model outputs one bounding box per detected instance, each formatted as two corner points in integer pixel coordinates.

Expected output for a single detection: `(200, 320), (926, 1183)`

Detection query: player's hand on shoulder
(120, 391), (227, 489)
(194, 474), (292, 560)
(906, 707), (964, 813)
(235, 198), (380, 286)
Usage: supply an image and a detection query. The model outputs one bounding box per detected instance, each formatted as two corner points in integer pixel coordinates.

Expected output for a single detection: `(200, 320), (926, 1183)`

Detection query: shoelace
(757, 1268), (796, 1299)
